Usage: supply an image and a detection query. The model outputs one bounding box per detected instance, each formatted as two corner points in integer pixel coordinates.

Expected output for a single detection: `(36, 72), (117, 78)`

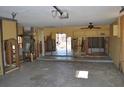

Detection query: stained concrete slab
(0, 60), (124, 87)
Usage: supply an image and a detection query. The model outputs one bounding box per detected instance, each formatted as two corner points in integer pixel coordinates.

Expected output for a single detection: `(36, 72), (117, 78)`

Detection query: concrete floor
(0, 60), (124, 87)
(39, 56), (112, 62)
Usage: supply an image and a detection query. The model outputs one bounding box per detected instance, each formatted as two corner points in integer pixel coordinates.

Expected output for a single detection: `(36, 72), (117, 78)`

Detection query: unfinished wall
(27, 25), (110, 56)
(41, 25), (110, 55)
(30, 25), (109, 47)
(31, 27), (43, 44)
(31, 27), (43, 57)
(37, 28), (43, 42)
(18, 24), (24, 35)
(43, 25), (110, 40)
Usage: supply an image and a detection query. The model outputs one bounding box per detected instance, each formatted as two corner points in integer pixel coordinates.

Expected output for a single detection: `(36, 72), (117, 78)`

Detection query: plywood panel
(2, 19), (17, 40)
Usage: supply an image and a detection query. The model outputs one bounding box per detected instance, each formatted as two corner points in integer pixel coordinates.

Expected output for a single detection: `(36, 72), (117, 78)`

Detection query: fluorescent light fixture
(76, 71), (89, 79)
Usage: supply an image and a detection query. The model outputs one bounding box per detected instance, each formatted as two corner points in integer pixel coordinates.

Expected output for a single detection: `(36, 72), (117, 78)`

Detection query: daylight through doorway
(56, 33), (72, 56)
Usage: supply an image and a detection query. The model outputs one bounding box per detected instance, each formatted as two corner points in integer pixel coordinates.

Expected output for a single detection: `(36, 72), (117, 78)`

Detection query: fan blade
(80, 27), (89, 29)
(93, 27), (101, 29)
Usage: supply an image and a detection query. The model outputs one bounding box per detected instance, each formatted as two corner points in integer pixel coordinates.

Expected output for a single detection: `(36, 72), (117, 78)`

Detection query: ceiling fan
(80, 22), (101, 30)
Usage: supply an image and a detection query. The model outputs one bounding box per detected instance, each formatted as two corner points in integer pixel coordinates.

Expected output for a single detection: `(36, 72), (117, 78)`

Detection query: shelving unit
(0, 18), (20, 74)
(4, 39), (19, 72)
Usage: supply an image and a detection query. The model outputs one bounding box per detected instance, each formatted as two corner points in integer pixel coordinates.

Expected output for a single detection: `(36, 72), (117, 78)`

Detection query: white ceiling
(0, 6), (121, 27)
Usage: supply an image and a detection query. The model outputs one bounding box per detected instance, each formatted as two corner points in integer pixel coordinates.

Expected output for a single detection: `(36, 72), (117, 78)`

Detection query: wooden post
(30, 53), (33, 62)
(119, 15), (124, 72)
(41, 31), (45, 56)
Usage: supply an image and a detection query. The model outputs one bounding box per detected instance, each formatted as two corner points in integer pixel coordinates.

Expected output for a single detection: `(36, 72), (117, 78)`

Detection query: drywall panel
(2, 19), (17, 40)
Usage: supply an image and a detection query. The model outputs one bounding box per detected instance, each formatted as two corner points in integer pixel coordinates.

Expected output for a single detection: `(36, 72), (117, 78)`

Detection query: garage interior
(0, 6), (124, 87)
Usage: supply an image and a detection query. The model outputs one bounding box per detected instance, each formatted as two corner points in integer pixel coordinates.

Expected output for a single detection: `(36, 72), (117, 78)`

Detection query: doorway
(55, 33), (72, 56)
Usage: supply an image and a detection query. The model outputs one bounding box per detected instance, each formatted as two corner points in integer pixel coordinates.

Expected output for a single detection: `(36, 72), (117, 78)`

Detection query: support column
(41, 31), (45, 56)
